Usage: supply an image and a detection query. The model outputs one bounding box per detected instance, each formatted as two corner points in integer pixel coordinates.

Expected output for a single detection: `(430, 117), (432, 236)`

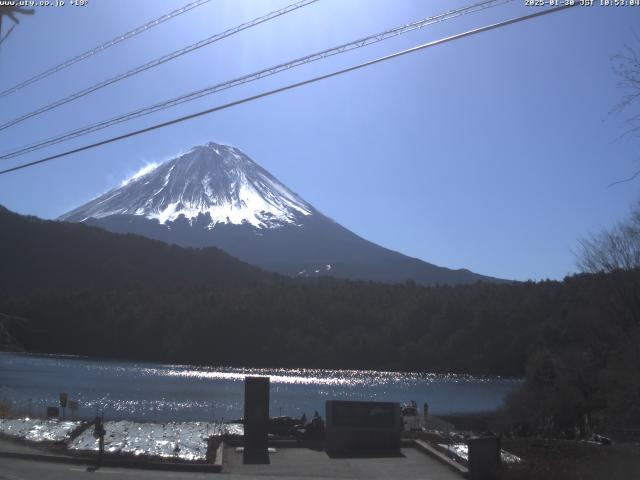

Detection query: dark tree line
(0, 205), (279, 291)
(505, 203), (640, 439)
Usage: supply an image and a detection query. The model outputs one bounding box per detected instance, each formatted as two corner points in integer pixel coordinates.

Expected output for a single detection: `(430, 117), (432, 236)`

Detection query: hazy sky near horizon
(0, 0), (638, 281)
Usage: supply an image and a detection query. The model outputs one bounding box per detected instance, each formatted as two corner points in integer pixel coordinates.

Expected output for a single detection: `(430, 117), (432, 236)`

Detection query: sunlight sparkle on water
(141, 365), (485, 387)
(0, 353), (520, 422)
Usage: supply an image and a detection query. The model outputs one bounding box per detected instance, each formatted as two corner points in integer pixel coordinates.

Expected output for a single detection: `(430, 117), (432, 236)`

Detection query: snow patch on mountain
(60, 142), (313, 229)
(121, 162), (160, 186)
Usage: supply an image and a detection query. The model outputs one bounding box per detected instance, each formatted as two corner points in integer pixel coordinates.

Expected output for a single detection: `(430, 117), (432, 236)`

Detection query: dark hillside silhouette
(0, 205), (278, 291)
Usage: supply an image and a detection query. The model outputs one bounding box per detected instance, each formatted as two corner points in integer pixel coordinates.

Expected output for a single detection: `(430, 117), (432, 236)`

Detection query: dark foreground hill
(0, 205), (277, 291)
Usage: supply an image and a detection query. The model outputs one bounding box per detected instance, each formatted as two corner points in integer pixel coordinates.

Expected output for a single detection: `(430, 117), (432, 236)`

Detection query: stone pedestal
(243, 376), (270, 464)
(468, 436), (501, 480)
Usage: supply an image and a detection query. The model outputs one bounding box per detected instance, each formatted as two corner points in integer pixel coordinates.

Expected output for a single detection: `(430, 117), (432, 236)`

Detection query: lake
(0, 352), (522, 422)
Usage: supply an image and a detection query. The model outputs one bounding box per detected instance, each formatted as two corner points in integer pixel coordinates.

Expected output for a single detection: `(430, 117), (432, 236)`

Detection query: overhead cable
(0, 4), (577, 177)
(0, 0), (319, 131)
(0, 0), (214, 98)
(0, 0), (512, 160)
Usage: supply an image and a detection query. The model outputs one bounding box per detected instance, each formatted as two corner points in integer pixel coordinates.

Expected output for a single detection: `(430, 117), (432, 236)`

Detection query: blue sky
(0, 0), (638, 281)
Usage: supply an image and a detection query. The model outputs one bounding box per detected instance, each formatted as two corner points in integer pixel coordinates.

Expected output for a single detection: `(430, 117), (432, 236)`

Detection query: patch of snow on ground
(69, 421), (242, 461)
(438, 443), (521, 464)
(0, 418), (82, 443)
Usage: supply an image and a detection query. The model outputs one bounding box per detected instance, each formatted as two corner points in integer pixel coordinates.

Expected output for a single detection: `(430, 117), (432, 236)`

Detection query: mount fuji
(60, 142), (503, 285)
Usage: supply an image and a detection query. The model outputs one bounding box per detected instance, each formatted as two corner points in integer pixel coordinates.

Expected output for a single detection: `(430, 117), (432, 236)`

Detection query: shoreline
(0, 350), (525, 381)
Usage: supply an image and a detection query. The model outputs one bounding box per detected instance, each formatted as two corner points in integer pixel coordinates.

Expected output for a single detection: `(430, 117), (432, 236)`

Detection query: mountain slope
(60, 143), (312, 229)
(0, 205), (276, 291)
(60, 142), (506, 286)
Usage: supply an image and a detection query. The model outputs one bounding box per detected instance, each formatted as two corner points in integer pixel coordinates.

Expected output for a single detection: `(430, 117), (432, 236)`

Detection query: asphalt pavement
(0, 457), (213, 480)
(0, 445), (463, 479)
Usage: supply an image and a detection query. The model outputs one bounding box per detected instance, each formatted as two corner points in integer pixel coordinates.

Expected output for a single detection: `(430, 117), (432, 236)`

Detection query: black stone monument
(243, 376), (270, 464)
(325, 400), (402, 455)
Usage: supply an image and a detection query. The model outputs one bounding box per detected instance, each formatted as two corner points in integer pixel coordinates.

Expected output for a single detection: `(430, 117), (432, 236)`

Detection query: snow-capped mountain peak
(60, 142), (313, 229)
(59, 141), (505, 286)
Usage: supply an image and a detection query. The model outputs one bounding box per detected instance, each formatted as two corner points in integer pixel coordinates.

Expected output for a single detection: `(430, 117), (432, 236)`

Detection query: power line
(0, 0), (512, 161)
(0, 0), (319, 131)
(0, 23), (14, 46)
(0, 4), (577, 177)
(0, 0), (213, 98)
